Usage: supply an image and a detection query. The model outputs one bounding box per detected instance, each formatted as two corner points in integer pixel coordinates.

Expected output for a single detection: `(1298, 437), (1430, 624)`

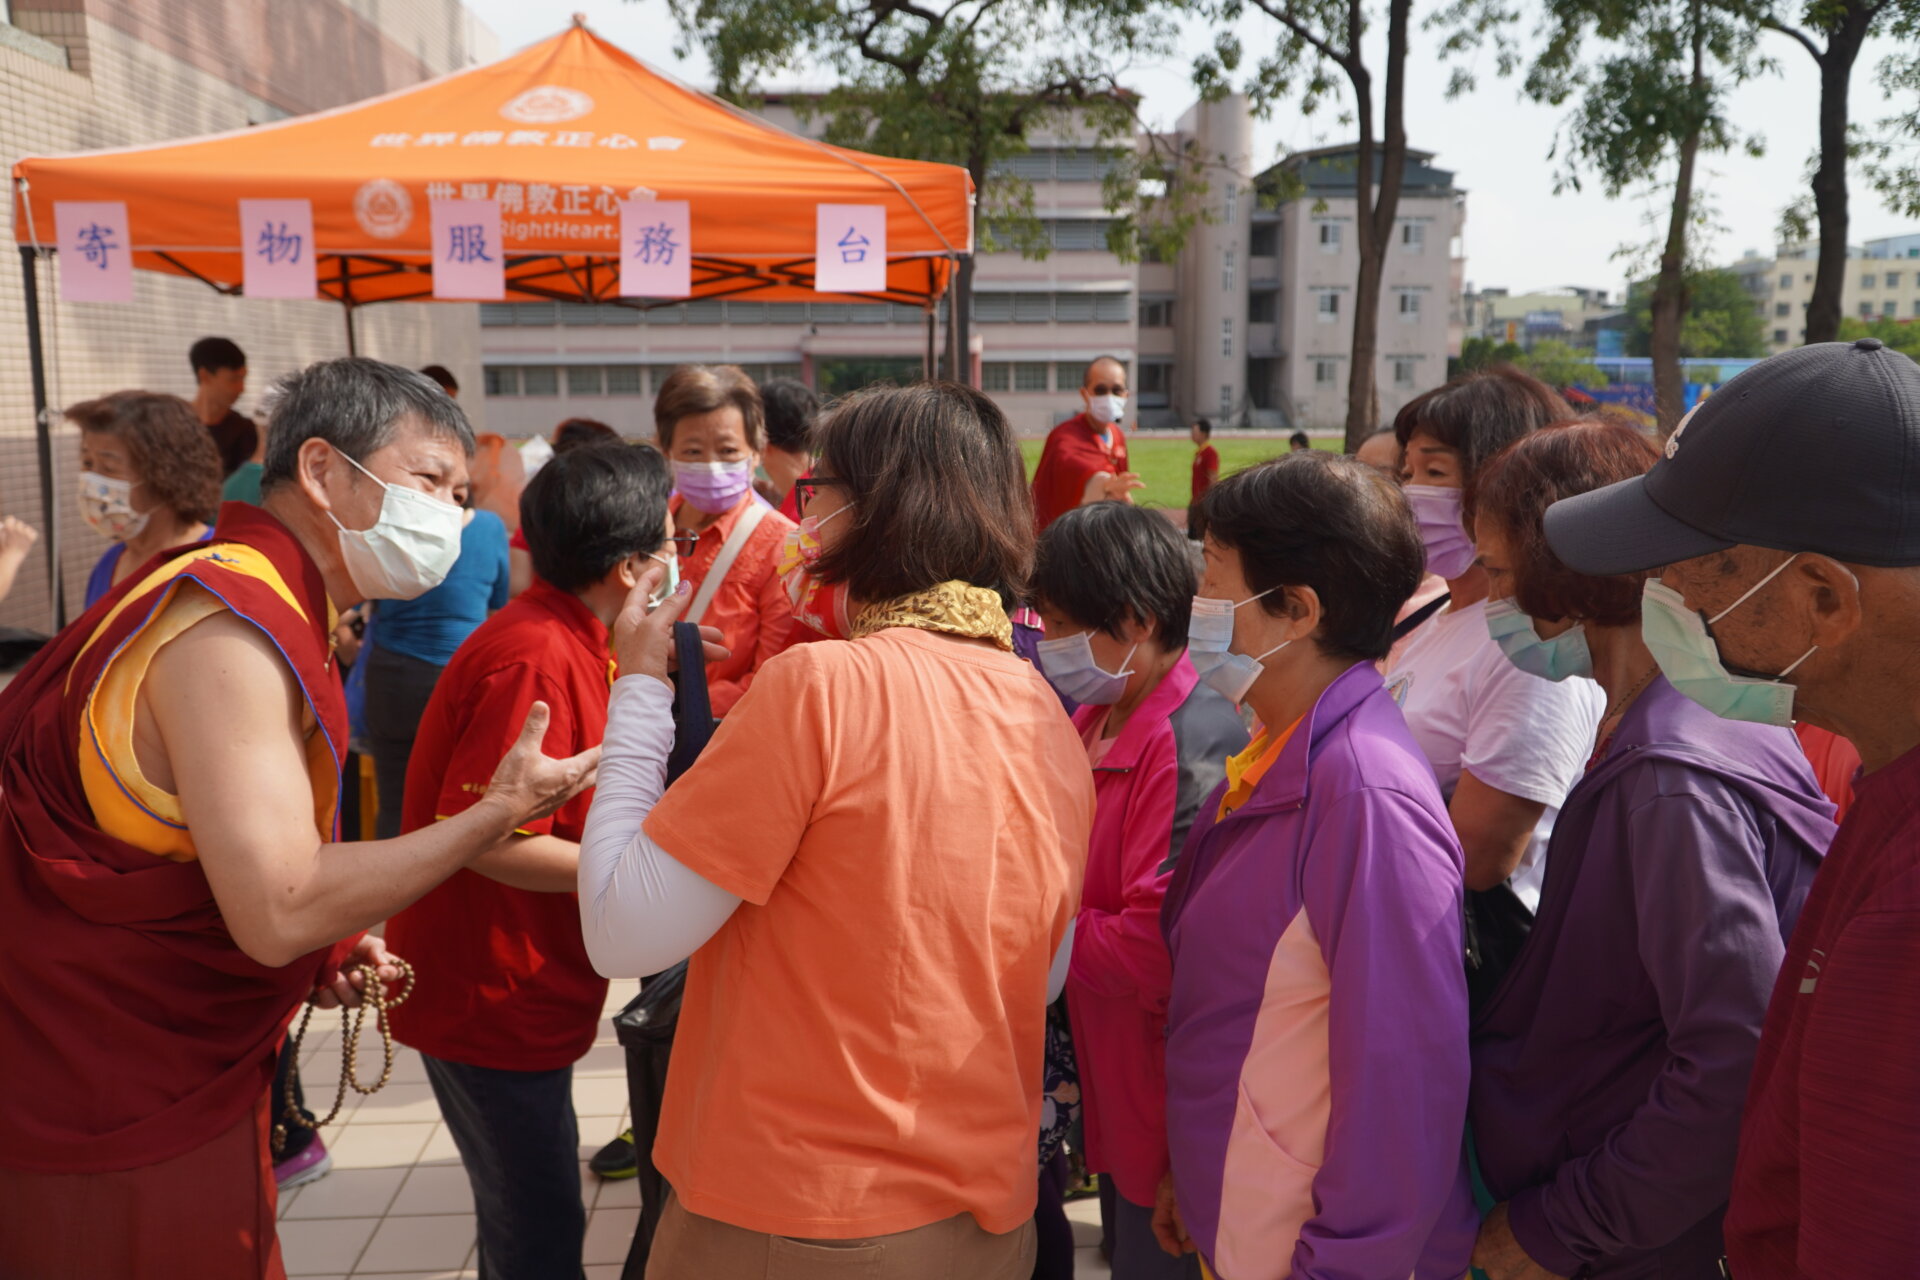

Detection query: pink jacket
(1064, 655), (1246, 1205)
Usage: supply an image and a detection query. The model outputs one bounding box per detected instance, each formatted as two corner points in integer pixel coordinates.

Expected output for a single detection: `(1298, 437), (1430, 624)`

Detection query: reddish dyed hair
(1465, 418), (1662, 626)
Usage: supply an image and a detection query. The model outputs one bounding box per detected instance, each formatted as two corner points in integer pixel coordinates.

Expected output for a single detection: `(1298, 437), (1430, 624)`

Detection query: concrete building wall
(0, 2), (486, 634)
(1172, 95), (1252, 427)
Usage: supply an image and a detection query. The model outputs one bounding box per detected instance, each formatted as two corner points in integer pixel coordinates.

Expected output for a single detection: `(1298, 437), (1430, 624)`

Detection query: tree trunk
(1805, 6), (1873, 345)
(1651, 13), (1705, 433)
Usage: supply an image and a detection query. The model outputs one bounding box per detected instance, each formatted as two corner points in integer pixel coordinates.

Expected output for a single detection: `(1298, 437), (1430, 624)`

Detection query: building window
(1863, 274), (1877, 289)
(1250, 223), (1278, 257)
(1889, 271), (1903, 288)
(1221, 317), (1233, 358)
(480, 303), (518, 328)
(1316, 292), (1340, 323)
(1886, 299), (1899, 316)
(1219, 383), (1233, 414)
(483, 366), (518, 396)
(1398, 291), (1421, 321)
(1774, 302), (1790, 317)
(1139, 361), (1174, 409)
(1222, 248), (1236, 293)
(981, 363), (1012, 392)
(567, 365), (603, 396)
(520, 365), (560, 397)
(1013, 362), (1049, 391)
(1093, 292), (1130, 323)
(606, 365), (644, 395)
(1317, 222), (1341, 254)
(1861, 302), (1876, 318)
(1779, 274), (1793, 289)
(1914, 299), (1920, 317)
(1223, 184), (1238, 226)
(1049, 219), (1112, 251)
(1014, 293), (1053, 323)
(1053, 293), (1095, 323)
(1248, 290), (1277, 323)
(1400, 222), (1425, 254)
(1054, 362), (1086, 392)
(1773, 329), (1789, 344)
(1314, 359), (1338, 386)
(1393, 359), (1415, 387)
(1139, 296), (1174, 328)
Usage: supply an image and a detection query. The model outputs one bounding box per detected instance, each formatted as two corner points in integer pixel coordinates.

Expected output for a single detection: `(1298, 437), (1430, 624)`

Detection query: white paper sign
(619, 199), (691, 298)
(814, 204), (886, 294)
(431, 198), (505, 300)
(239, 199), (317, 299)
(56, 201), (133, 302)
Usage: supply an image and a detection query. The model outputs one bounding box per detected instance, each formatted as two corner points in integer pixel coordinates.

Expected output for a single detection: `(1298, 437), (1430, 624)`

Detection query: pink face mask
(673, 459), (754, 515)
(776, 504), (852, 637)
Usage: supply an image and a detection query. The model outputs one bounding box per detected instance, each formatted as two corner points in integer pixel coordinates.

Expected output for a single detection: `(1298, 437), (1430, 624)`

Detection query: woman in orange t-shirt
(579, 382), (1094, 1279)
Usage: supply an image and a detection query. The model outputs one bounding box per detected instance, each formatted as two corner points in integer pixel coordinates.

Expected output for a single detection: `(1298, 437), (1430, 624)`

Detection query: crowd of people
(0, 334), (1916, 1280)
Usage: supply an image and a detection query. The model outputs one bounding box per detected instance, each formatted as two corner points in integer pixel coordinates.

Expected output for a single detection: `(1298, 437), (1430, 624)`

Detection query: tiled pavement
(276, 978), (1114, 1278)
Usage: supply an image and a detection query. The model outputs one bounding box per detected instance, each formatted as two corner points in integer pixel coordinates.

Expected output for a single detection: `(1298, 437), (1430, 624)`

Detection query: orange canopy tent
(11, 20), (973, 310)
(9, 19), (973, 628)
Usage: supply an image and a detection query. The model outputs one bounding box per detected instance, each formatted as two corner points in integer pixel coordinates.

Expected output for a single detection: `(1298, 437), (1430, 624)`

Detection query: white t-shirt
(1384, 598), (1605, 911)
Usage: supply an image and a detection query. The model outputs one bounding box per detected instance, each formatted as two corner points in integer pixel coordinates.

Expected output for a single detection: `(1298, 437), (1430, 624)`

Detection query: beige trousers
(645, 1194), (1038, 1280)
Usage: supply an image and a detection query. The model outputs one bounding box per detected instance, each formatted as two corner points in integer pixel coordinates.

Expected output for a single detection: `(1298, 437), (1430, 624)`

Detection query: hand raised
(484, 701), (599, 829)
(611, 562), (731, 686)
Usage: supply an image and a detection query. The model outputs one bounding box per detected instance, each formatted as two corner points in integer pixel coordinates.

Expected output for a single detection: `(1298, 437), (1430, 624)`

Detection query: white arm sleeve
(578, 675), (743, 979)
(1048, 919), (1076, 1004)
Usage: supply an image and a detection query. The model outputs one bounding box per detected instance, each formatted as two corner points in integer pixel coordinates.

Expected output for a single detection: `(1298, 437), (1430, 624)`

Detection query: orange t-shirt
(643, 627), (1095, 1238)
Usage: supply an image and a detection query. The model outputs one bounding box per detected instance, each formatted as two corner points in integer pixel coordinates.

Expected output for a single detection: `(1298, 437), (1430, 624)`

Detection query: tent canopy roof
(12, 22), (973, 307)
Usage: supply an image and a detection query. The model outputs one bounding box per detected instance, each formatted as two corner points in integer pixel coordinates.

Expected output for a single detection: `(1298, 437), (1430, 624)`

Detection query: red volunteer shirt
(1724, 740), (1920, 1276)
(384, 579), (612, 1072)
(1191, 443), (1220, 507)
(1031, 412), (1127, 531)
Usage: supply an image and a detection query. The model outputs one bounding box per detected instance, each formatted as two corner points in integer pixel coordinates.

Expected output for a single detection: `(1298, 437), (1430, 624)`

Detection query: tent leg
(946, 281), (960, 385)
(924, 307), (936, 381)
(21, 245), (64, 631)
(343, 303), (358, 357)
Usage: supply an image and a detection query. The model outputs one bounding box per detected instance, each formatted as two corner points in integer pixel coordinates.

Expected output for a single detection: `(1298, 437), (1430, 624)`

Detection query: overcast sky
(465, 0), (1916, 301)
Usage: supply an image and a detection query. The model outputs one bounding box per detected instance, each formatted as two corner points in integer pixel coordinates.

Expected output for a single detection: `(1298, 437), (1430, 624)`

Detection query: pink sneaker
(273, 1134), (332, 1191)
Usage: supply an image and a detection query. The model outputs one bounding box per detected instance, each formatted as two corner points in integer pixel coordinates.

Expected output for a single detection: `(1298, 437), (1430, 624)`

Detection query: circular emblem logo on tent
(354, 179), (413, 239)
(501, 85), (594, 124)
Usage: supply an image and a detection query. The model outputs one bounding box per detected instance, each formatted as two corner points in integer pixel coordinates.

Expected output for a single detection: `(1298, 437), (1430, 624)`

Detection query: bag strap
(1391, 593), (1448, 642)
(684, 500), (770, 625)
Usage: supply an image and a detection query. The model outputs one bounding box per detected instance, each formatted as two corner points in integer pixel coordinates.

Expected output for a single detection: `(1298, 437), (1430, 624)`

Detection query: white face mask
(1087, 393), (1127, 427)
(78, 471), (149, 542)
(647, 549), (680, 608)
(1187, 586), (1290, 705)
(326, 449), (464, 601)
(1036, 632), (1138, 706)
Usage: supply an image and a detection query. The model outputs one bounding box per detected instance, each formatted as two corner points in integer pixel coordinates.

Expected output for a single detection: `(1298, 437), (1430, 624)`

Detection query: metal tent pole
(21, 244), (65, 631)
(924, 305), (936, 380)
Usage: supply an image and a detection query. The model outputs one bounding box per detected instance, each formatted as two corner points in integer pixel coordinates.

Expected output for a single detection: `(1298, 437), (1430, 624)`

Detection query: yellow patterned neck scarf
(850, 580), (1014, 651)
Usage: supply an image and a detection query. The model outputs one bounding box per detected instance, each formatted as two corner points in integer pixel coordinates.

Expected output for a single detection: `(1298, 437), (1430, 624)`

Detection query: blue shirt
(84, 528), (214, 609)
(372, 509), (511, 667)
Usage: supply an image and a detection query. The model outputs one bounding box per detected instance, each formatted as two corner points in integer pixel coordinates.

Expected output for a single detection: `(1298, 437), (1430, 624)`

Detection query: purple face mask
(673, 458), (754, 515)
(1402, 484), (1477, 581)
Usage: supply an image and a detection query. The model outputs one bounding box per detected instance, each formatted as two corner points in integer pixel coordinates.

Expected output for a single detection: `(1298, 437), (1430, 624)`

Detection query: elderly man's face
(1660, 548), (1824, 681)
(328, 418), (469, 534)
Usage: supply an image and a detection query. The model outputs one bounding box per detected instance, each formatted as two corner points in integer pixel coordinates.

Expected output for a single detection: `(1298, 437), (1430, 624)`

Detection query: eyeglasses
(791, 475), (856, 505)
(1087, 383), (1128, 397)
(664, 532), (699, 557)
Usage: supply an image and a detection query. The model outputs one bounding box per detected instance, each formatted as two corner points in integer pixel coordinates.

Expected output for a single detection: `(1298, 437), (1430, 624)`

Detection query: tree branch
(1244, 0), (1355, 72)
(1759, 15), (1825, 62)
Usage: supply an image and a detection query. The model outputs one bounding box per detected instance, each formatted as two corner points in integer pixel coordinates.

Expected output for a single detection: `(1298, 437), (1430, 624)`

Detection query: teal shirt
(222, 461), (264, 507)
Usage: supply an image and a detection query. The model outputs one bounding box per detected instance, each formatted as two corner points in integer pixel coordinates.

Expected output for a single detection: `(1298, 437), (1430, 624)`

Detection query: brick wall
(0, 5), (486, 635)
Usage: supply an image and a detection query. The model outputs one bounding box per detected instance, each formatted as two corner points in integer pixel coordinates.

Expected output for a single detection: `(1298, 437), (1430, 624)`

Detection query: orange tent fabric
(11, 23), (972, 307)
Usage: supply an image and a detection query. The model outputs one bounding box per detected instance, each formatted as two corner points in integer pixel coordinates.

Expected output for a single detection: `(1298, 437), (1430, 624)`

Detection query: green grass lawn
(1018, 436), (1341, 511)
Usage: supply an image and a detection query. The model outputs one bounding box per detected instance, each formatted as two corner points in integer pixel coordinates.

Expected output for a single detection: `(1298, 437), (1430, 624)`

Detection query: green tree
(1439, 0), (1766, 431)
(1863, 45), (1920, 222)
(664, 0), (1216, 387)
(1836, 313), (1920, 359)
(1767, 0), (1920, 344)
(1199, 0), (1417, 449)
(1515, 339), (1608, 389)
(1455, 336), (1524, 374)
(1624, 267), (1769, 357)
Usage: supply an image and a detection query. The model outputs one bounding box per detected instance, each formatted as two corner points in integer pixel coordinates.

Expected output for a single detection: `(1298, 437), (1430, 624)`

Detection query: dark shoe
(590, 1128), (638, 1180)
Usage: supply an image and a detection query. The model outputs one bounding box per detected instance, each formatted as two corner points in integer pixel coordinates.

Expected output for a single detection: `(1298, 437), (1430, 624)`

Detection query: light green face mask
(1485, 597), (1593, 682)
(1639, 555), (1842, 727)
(647, 549), (680, 608)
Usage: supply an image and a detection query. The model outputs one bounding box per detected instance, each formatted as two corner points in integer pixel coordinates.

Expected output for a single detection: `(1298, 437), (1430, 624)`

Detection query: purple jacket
(1471, 677), (1833, 1278)
(1161, 662), (1477, 1280)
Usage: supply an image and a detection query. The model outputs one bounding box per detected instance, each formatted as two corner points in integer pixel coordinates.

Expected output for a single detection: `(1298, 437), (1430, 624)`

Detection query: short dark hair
(418, 364), (459, 395)
(760, 378), (819, 454)
(811, 381), (1033, 602)
(1193, 418), (1213, 438)
(654, 365), (767, 452)
(1034, 502), (1197, 648)
(1197, 452), (1424, 663)
(519, 441), (672, 593)
(552, 418), (619, 453)
(1289, 431), (1311, 449)
(1466, 418), (1662, 627)
(67, 391), (222, 524)
(189, 337), (245, 375)
(1393, 366), (1571, 480)
(260, 358), (474, 493)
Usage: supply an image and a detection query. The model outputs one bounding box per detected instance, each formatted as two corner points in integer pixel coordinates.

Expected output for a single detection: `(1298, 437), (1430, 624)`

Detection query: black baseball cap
(1545, 338), (1920, 574)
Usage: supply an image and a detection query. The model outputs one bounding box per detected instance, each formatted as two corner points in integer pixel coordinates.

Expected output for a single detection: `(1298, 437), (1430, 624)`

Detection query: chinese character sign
(55, 201), (133, 303)
(814, 204), (886, 294)
(430, 198), (504, 300)
(239, 199), (316, 299)
(618, 199), (691, 298)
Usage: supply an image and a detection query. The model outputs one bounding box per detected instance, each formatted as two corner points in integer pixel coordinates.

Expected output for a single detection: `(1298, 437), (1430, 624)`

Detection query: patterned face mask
(776, 504), (852, 638)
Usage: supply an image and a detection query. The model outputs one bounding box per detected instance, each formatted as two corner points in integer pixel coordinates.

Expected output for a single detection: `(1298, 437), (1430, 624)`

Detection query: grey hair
(260, 357), (473, 493)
